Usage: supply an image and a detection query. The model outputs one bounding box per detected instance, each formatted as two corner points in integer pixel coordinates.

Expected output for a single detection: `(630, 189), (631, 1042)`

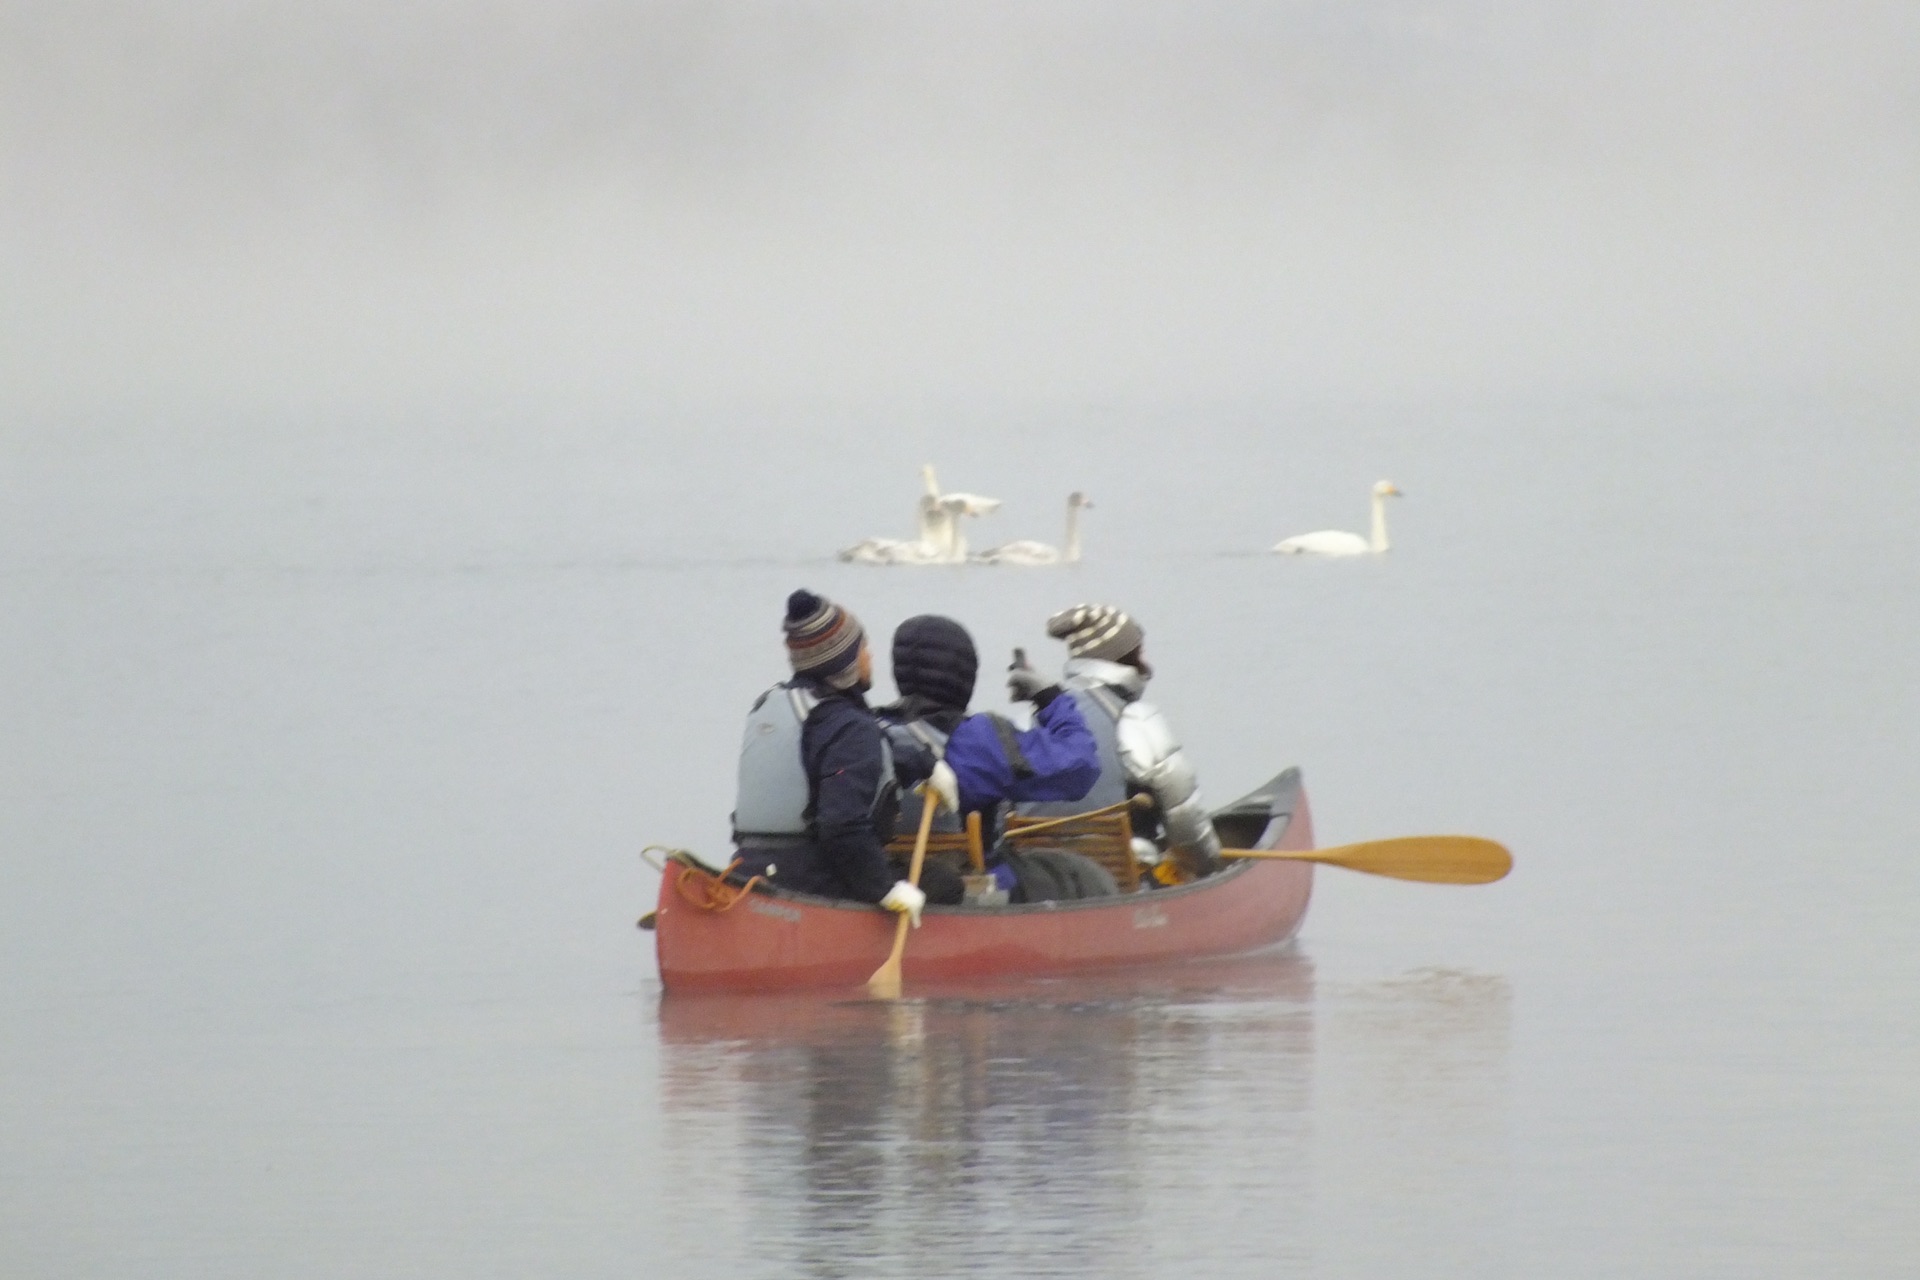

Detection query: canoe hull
(654, 769), (1315, 993)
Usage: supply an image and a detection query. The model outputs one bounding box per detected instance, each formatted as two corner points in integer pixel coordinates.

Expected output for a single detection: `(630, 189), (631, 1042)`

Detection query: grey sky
(4, 1), (1916, 415)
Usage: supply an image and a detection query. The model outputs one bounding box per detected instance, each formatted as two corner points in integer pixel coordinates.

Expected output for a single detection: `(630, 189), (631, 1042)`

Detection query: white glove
(1007, 653), (1053, 703)
(924, 760), (960, 814)
(881, 880), (926, 928)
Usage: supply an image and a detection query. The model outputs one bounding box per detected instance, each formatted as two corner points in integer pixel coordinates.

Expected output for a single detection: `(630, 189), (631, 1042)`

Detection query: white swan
(838, 525), (950, 565)
(920, 465), (1003, 560)
(975, 492), (1092, 566)
(838, 465), (1001, 564)
(923, 464), (1002, 522)
(1272, 480), (1403, 556)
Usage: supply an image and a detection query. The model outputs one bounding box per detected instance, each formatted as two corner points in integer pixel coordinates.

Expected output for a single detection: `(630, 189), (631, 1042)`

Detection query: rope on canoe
(676, 860), (764, 912)
(642, 845), (764, 913)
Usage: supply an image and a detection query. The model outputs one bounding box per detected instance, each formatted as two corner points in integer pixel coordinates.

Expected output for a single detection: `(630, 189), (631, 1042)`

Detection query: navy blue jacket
(734, 678), (897, 903)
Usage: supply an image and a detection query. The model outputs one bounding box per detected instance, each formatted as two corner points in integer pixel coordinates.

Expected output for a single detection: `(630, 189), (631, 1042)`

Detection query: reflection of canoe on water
(652, 768), (1316, 994)
(655, 950), (1319, 1046)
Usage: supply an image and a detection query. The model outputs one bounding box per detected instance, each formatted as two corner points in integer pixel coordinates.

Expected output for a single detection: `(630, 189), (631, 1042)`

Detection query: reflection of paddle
(867, 790), (938, 998)
(1221, 836), (1512, 884)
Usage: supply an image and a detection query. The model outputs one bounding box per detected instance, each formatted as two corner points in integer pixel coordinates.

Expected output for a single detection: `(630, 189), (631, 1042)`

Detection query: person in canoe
(728, 589), (950, 925)
(1012, 603), (1223, 882)
(873, 614), (1108, 899)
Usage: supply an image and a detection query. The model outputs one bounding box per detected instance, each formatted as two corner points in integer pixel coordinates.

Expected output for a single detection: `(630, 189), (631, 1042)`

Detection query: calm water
(2, 397), (1916, 1277)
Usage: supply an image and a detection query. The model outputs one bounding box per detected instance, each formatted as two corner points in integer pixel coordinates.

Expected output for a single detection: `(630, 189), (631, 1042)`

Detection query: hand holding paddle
(1220, 835), (1512, 884)
(867, 783), (941, 998)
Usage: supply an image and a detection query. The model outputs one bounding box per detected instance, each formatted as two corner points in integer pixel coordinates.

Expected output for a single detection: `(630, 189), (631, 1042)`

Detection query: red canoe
(652, 768), (1316, 994)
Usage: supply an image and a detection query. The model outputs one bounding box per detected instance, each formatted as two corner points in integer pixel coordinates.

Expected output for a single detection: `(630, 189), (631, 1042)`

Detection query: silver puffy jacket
(1060, 657), (1222, 871)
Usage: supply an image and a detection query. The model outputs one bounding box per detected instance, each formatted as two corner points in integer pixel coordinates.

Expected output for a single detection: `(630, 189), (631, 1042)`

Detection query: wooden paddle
(999, 792), (1154, 841)
(866, 788), (939, 998)
(1221, 836), (1512, 884)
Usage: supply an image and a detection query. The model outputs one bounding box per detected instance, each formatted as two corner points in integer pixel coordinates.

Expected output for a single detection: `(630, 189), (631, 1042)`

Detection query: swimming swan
(839, 465), (1001, 564)
(1272, 480), (1403, 556)
(975, 492), (1092, 566)
(923, 463), (1002, 522)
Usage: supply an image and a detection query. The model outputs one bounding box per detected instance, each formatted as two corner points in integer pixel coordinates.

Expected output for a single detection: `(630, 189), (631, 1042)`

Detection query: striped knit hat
(784, 589), (867, 689)
(1046, 603), (1144, 662)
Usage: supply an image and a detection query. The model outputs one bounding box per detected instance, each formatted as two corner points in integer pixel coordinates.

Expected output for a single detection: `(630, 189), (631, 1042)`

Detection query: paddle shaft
(1000, 793), (1153, 841)
(867, 789), (939, 996)
(1220, 835), (1512, 885)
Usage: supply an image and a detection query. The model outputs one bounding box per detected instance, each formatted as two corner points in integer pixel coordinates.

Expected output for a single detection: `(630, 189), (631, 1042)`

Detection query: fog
(6, 9), (1920, 1275)
(4, 1), (1917, 418)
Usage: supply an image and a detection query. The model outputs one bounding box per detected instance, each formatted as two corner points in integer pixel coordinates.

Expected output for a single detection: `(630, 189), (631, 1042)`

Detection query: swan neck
(1370, 492), (1390, 553)
(916, 495), (941, 544)
(1064, 498), (1082, 562)
(917, 499), (958, 559)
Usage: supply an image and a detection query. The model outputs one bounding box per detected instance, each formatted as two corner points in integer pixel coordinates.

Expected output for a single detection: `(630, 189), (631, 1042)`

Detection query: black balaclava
(883, 614), (978, 731)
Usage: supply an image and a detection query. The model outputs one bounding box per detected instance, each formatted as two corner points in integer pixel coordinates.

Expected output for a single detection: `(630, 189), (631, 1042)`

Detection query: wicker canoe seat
(1001, 805), (1141, 892)
(884, 810), (986, 872)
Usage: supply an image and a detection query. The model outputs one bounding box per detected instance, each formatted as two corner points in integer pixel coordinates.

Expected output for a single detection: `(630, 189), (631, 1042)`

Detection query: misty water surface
(3, 397), (1915, 1277)
(3, 4), (1918, 1277)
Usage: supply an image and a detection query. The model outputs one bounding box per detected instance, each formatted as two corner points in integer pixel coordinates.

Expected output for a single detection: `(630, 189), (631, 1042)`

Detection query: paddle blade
(866, 914), (911, 997)
(1222, 836), (1512, 884)
(866, 961), (902, 999)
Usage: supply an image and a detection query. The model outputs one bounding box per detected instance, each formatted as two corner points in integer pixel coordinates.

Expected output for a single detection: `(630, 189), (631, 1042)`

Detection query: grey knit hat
(1045, 603), (1144, 662)
(784, 589), (867, 689)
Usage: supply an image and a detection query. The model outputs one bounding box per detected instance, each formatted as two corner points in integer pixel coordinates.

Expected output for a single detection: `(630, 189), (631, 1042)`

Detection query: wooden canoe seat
(884, 810), (986, 872)
(1002, 806), (1142, 892)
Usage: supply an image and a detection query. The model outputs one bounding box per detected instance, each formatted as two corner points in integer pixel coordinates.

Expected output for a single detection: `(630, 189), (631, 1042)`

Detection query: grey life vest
(732, 682), (894, 844)
(884, 719), (963, 837)
(1014, 686), (1127, 818)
